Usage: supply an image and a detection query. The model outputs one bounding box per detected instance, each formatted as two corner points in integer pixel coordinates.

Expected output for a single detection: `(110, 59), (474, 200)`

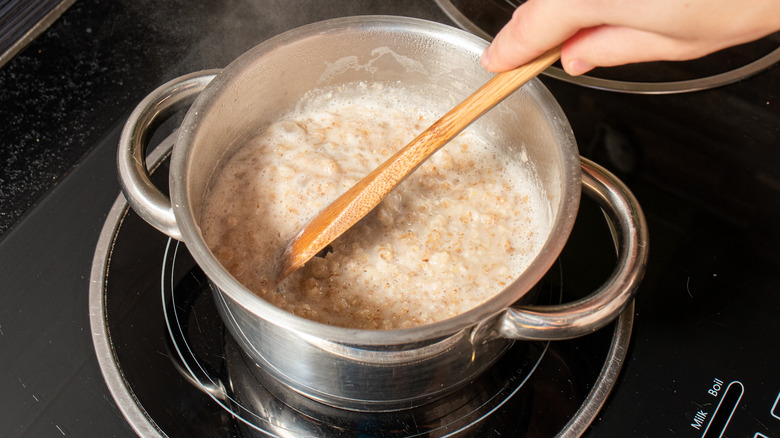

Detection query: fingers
(482, 11), (715, 76)
(560, 26), (707, 76)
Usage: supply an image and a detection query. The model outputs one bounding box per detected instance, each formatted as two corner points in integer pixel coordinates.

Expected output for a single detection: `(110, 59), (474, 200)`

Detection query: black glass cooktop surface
(2, 1), (779, 437)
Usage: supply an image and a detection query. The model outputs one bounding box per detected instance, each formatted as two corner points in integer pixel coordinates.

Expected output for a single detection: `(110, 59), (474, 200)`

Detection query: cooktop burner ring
(89, 133), (635, 437)
(435, 0), (780, 94)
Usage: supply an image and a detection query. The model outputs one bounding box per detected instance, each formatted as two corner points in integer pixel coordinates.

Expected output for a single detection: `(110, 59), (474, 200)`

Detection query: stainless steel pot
(118, 16), (648, 411)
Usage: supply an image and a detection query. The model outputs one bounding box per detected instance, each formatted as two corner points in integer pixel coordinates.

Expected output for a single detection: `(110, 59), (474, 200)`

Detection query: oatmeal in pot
(200, 82), (551, 330)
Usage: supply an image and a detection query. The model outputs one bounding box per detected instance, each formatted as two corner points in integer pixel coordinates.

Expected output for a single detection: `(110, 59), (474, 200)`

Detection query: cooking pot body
(116, 16), (648, 411)
(170, 16), (579, 410)
(172, 16), (580, 410)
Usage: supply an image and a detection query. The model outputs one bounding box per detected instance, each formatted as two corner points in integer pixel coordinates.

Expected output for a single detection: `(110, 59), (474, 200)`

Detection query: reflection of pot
(222, 329), (538, 436)
(118, 16), (648, 411)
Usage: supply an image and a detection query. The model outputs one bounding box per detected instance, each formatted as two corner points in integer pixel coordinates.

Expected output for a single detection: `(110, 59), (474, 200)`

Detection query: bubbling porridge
(200, 81), (551, 330)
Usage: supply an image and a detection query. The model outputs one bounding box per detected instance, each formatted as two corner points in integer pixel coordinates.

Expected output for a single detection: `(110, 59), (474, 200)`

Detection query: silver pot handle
(497, 157), (648, 341)
(117, 70), (220, 240)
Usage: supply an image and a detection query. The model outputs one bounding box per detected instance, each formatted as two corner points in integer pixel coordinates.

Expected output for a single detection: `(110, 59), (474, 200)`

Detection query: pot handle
(117, 70), (220, 240)
(494, 157), (648, 341)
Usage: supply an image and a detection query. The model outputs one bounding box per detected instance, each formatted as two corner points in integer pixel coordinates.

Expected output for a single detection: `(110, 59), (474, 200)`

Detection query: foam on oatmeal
(200, 81), (551, 330)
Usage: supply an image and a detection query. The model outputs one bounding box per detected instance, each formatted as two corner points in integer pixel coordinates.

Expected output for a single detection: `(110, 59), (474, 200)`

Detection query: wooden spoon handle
(278, 46), (562, 280)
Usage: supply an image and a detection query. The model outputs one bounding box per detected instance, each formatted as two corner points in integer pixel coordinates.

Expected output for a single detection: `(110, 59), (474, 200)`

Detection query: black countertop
(0, 0), (452, 239)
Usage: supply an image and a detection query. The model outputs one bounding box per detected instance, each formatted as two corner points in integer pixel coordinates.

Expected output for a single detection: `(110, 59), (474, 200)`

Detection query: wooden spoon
(277, 46), (562, 281)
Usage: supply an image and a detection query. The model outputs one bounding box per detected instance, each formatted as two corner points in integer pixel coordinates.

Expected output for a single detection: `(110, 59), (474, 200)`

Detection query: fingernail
(566, 59), (594, 76)
(480, 45), (491, 69)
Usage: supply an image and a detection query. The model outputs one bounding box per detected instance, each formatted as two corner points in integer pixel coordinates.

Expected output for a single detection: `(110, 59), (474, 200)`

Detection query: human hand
(480, 0), (780, 75)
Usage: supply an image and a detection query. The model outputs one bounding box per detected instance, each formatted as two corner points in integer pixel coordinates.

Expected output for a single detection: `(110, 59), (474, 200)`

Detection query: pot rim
(171, 15), (581, 345)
